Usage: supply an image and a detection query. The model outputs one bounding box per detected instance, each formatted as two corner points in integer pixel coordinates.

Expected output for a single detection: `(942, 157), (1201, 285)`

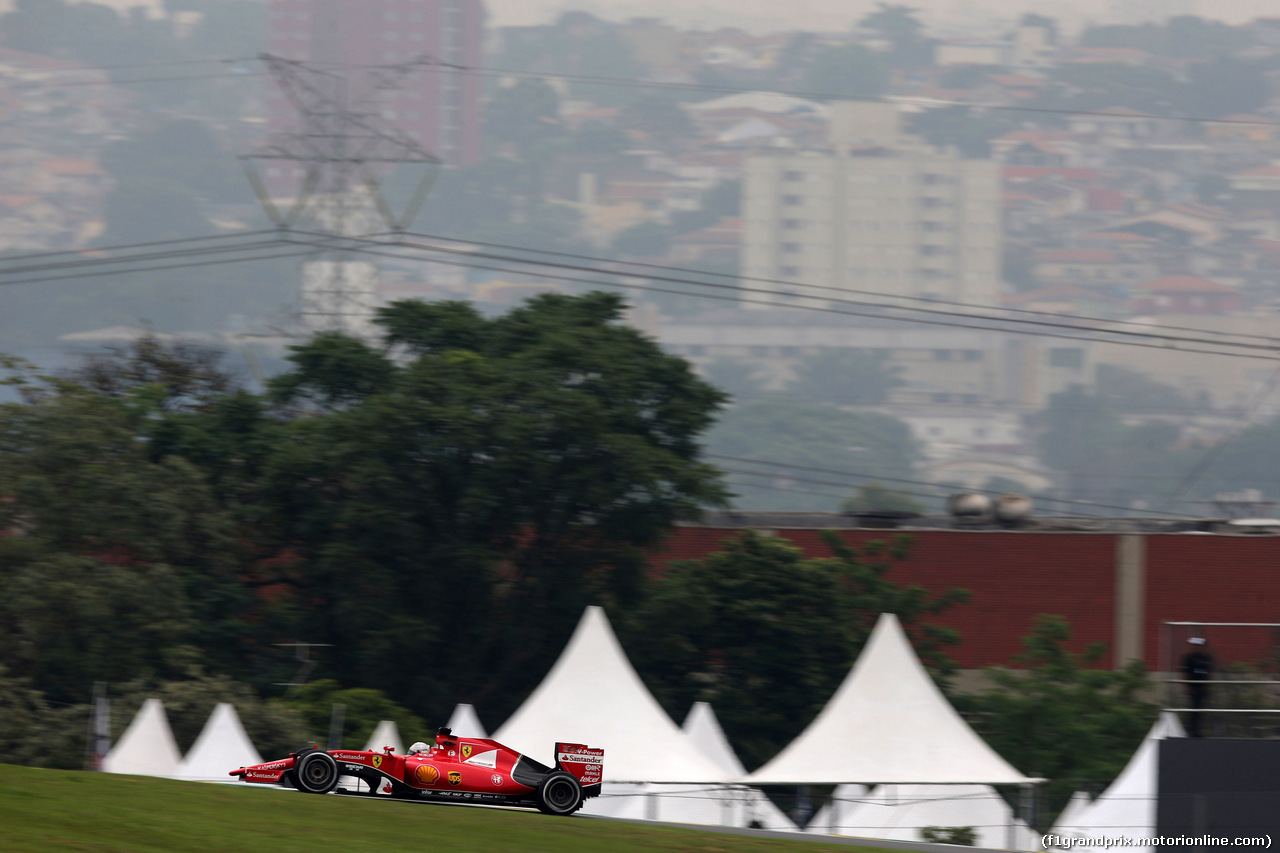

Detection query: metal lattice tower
(243, 53), (441, 333)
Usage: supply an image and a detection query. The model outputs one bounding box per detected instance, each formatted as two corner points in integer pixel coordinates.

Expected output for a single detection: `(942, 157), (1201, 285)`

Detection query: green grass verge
(0, 765), (891, 853)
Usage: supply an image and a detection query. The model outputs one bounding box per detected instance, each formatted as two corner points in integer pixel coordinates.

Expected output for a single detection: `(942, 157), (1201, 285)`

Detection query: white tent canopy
(680, 702), (797, 831)
(682, 702), (746, 777)
(811, 784), (1040, 849)
(494, 606), (730, 784)
(363, 720), (404, 755)
(446, 704), (487, 739)
(748, 613), (1035, 786)
(1051, 713), (1185, 853)
(102, 698), (182, 779)
(177, 703), (263, 783)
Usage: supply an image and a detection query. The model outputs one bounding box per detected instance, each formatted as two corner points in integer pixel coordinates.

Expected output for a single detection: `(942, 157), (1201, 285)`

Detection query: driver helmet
(407, 741), (430, 755)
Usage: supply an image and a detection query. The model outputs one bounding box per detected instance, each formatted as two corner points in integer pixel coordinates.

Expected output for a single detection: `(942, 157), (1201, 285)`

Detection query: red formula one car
(230, 727), (603, 816)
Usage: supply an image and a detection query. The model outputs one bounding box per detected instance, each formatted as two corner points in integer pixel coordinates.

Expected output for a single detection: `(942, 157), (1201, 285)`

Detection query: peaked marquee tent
(748, 612), (1035, 786)
(681, 701), (797, 831)
(363, 720), (404, 755)
(177, 703), (263, 783)
(494, 605), (730, 784)
(1051, 712), (1185, 853)
(446, 704), (487, 739)
(102, 698), (182, 779)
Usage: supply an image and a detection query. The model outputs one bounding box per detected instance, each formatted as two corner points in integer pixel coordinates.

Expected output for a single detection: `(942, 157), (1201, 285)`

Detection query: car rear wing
(554, 742), (603, 786)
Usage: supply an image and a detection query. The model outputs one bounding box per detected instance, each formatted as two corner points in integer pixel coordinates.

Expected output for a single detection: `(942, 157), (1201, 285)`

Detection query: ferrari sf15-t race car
(229, 727), (603, 815)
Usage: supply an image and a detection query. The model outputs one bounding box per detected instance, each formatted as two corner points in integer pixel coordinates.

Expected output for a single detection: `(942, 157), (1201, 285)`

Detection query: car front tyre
(294, 751), (340, 794)
(535, 771), (584, 816)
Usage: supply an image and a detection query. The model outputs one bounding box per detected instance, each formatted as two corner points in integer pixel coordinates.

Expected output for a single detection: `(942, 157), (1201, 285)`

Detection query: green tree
(249, 293), (727, 722)
(0, 386), (251, 701)
(858, 3), (934, 66)
(841, 483), (925, 515)
(278, 679), (427, 751)
(621, 96), (694, 140)
(1178, 58), (1270, 119)
(1031, 386), (1184, 508)
(1095, 364), (1196, 414)
(97, 178), (215, 246)
(484, 79), (564, 151)
(802, 44), (889, 100)
(953, 615), (1156, 819)
(788, 349), (904, 405)
(706, 397), (918, 511)
(100, 120), (248, 204)
(1045, 63), (1181, 116)
(629, 530), (968, 768)
(908, 106), (1019, 158)
(611, 221), (673, 257)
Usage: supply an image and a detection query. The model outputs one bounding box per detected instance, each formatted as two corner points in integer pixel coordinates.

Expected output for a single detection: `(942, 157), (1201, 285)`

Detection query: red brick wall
(1145, 536), (1280, 673)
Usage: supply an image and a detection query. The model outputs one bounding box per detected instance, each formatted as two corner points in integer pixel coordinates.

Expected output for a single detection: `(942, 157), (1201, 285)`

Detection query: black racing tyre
(535, 771), (584, 816)
(294, 751), (340, 794)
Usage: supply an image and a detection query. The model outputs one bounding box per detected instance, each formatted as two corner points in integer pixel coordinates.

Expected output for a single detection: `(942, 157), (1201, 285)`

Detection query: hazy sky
(484, 0), (1276, 34)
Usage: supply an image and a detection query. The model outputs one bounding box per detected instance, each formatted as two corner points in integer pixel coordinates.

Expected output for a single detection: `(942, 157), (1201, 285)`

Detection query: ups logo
(461, 745), (472, 759)
(448, 771), (462, 786)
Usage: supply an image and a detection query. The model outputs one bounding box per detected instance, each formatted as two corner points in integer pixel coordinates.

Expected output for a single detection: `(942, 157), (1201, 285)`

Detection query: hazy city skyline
(483, 0), (1275, 33)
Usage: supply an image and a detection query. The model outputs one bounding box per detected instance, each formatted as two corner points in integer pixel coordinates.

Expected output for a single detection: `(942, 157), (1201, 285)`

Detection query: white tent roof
(103, 698), (182, 778)
(747, 613), (1034, 785)
(177, 703), (263, 783)
(811, 783), (1040, 849)
(446, 704), (487, 739)
(493, 606), (731, 783)
(1052, 713), (1184, 852)
(1052, 791), (1093, 834)
(680, 702), (797, 831)
(363, 720), (404, 755)
(682, 702), (746, 778)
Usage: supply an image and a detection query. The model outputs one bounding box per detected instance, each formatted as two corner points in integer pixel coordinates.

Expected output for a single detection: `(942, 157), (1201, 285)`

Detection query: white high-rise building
(742, 103), (1002, 310)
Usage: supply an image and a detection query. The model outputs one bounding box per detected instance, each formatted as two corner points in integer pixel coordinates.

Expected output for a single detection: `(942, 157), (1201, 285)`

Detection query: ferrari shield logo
(448, 771), (462, 786)
(461, 745), (472, 759)
(372, 755), (383, 769)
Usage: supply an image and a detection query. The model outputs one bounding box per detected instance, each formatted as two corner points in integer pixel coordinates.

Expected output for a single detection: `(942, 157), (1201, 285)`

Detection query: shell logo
(414, 764), (440, 784)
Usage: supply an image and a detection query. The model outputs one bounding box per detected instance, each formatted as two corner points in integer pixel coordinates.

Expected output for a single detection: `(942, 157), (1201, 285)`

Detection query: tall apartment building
(742, 103), (1002, 310)
(265, 0), (483, 165)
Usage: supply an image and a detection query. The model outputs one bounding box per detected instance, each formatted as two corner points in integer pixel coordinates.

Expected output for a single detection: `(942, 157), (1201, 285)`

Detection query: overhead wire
(377, 228), (1280, 349)
(0, 241), (322, 288)
(277, 231), (1280, 362)
(0, 234), (303, 279)
(0, 229), (287, 264)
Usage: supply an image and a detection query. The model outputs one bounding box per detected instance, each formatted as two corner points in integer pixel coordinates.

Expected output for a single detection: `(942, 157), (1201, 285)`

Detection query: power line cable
(286, 231), (1280, 361)
(0, 230), (285, 266)
(0, 236), (303, 279)
(0, 242), (322, 289)
(380, 228), (1280, 349)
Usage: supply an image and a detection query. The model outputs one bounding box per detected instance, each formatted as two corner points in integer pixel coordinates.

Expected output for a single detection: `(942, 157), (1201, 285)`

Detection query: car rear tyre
(294, 751), (340, 794)
(536, 771), (584, 816)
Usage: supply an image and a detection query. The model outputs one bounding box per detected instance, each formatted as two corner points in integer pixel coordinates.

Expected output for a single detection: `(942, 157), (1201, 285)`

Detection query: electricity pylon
(242, 53), (441, 333)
